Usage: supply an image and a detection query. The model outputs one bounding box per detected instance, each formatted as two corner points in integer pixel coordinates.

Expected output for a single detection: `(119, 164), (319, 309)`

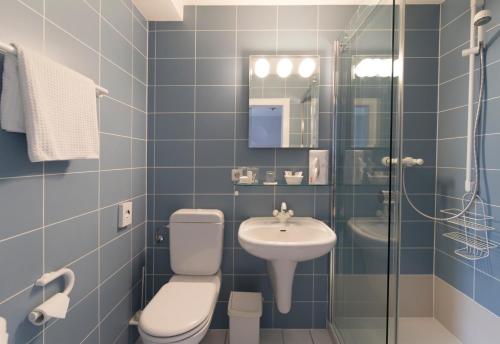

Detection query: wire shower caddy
(440, 194), (496, 261)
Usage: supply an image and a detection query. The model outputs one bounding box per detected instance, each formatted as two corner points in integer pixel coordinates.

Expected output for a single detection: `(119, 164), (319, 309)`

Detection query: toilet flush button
(118, 202), (133, 228)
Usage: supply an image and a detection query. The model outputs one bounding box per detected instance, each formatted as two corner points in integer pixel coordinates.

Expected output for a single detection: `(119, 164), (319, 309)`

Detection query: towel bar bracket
(0, 41), (109, 97)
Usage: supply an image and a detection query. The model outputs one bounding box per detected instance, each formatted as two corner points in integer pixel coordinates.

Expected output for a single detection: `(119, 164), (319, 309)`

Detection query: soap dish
(285, 175), (303, 185)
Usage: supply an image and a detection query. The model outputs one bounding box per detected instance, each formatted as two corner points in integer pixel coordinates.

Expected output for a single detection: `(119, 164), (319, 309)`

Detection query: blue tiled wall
(146, 5), (358, 329)
(0, 0), (148, 343)
(435, 0), (500, 316)
(401, 5), (440, 275)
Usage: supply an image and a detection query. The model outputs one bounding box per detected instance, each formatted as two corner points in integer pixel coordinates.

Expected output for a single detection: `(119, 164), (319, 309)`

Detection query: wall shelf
(233, 182), (331, 187)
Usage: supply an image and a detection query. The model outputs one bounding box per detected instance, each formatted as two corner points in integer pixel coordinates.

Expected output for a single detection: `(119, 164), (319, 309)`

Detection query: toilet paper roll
(0, 317), (8, 344)
(29, 293), (70, 326)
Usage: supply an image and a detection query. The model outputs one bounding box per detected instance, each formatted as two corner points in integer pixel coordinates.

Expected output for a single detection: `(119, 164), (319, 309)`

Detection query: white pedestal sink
(238, 217), (336, 313)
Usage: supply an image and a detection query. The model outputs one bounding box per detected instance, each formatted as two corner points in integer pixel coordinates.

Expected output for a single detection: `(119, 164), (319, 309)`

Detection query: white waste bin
(228, 291), (262, 344)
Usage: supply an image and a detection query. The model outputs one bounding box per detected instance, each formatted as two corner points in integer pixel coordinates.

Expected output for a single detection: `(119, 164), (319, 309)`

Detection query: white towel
(0, 44), (99, 162)
(0, 317), (8, 344)
(1, 52), (25, 132)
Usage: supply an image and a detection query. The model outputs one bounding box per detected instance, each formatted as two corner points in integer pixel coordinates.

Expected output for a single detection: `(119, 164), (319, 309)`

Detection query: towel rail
(0, 41), (109, 97)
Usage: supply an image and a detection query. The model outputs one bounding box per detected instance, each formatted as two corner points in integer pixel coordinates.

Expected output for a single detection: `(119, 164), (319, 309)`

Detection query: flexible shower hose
(401, 45), (485, 221)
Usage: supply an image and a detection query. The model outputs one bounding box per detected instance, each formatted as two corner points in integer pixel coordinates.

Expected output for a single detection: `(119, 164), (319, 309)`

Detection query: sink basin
(347, 217), (393, 274)
(347, 217), (390, 245)
(347, 217), (396, 247)
(238, 217), (336, 313)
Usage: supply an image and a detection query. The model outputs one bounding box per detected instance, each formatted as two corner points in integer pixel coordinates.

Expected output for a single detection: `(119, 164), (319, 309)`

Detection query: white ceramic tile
(310, 329), (333, 344)
(435, 277), (500, 344)
(261, 329), (284, 344)
(200, 330), (227, 344)
(399, 318), (461, 344)
(283, 329), (313, 344)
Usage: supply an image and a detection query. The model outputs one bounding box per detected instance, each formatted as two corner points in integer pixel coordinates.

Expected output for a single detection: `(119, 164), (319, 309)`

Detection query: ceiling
(133, 0), (444, 21)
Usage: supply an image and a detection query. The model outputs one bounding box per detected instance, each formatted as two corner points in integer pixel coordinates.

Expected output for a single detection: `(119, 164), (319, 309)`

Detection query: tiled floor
(399, 318), (461, 344)
(200, 329), (333, 344)
(136, 319), (461, 344)
(336, 317), (461, 344)
(136, 329), (333, 344)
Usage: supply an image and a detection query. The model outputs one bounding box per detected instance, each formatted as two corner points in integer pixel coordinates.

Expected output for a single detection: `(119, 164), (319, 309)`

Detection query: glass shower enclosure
(329, 1), (403, 343)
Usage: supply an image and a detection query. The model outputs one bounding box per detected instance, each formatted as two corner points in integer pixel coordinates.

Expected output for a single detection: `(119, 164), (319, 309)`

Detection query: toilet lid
(139, 275), (219, 338)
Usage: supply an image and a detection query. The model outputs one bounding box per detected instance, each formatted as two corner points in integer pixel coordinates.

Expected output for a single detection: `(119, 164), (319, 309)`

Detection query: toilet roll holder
(29, 268), (75, 326)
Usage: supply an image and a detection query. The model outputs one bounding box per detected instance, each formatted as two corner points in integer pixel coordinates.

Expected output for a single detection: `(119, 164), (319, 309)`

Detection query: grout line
(193, 6), (198, 208)
(440, 7), (469, 31)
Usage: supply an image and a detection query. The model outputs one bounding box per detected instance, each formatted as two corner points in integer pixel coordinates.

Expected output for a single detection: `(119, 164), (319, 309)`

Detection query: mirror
(350, 55), (395, 148)
(248, 55), (320, 148)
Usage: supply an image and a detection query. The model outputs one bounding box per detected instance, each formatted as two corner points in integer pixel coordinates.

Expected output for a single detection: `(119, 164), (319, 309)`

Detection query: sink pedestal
(238, 217), (337, 315)
(267, 260), (297, 314)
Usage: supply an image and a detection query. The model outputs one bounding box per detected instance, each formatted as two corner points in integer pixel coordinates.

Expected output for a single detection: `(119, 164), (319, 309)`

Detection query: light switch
(118, 202), (133, 228)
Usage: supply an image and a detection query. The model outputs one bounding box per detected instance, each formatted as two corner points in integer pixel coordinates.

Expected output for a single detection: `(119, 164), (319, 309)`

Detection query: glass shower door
(329, 2), (402, 343)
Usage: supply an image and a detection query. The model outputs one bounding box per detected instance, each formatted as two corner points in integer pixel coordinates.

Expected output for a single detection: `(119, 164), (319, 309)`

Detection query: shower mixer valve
(381, 157), (424, 167)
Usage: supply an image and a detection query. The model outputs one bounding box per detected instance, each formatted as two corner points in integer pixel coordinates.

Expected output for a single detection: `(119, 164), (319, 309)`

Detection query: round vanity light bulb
(354, 58), (376, 78)
(277, 58), (293, 78)
(376, 59), (392, 78)
(254, 58), (270, 78)
(298, 58), (316, 78)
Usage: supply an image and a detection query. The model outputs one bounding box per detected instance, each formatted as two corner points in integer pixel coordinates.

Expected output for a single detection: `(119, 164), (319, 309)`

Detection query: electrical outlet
(118, 202), (133, 228)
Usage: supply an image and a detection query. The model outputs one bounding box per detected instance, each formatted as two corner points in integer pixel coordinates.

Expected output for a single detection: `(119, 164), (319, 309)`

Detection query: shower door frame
(386, 0), (406, 343)
(327, 1), (407, 343)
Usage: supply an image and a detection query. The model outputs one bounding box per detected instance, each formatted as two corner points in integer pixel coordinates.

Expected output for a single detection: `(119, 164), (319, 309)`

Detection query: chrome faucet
(273, 202), (294, 224)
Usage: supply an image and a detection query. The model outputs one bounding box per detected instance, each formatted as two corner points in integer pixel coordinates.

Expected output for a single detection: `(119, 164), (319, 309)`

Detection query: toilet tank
(169, 209), (224, 275)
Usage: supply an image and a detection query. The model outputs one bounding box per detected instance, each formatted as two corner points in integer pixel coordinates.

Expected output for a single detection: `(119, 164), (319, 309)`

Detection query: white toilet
(139, 209), (224, 344)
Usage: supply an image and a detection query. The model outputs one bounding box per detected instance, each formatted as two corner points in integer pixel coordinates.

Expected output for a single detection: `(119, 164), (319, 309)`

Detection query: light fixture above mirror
(250, 57), (318, 80)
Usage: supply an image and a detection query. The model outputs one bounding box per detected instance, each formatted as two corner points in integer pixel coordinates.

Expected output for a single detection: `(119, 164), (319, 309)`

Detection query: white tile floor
(337, 317), (462, 344)
(200, 329), (333, 344)
(136, 318), (461, 344)
(398, 318), (461, 344)
(135, 329), (332, 344)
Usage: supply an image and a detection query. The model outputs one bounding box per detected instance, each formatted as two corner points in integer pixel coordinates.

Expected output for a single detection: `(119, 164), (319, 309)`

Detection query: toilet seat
(139, 311), (212, 344)
(139, 272), (221, 344)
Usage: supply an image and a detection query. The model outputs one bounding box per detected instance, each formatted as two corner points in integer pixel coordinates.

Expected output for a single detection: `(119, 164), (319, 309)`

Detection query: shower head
(474, 10), (492, 26)
(474, 10), (492, 45)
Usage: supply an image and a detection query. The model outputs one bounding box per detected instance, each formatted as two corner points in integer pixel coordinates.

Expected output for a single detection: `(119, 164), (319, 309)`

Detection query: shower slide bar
(0, 41), (109, 97)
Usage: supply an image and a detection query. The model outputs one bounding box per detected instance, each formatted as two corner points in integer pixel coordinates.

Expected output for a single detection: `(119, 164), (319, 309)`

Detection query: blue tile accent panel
(237, 6), (277, 30)
(406, 5), (440, 30)
(147, 5), (339, 329)
(435, 250), (474, 297)
(0, 230), (43, 302)
(0, 176), (43, 240)
(101, 232), (132, 282)
(44, 212), (98, 270)
(440, 0), (468, 28)
(318, 6), (358, 30)
(435, 0), (500, 316)
(155, 59), (195, 86)
(197, 6), (236, 30)
(44, 251), (98, 309)
(475, 271), (500, 316)
(0, 1), (147, 343)
(400, 248), (434, 274)
(0, 131), (43, 178)
(0, 287), (43, 344)
(273, 302), (313, 328)
(44, 291), (99, 344)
